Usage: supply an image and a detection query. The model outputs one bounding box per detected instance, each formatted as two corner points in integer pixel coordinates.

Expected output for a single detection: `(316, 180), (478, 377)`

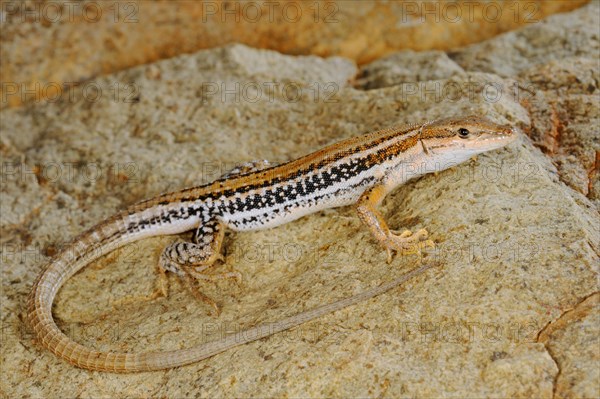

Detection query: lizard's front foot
(356, 185), (435, 264)
(382, 228), (434, 263)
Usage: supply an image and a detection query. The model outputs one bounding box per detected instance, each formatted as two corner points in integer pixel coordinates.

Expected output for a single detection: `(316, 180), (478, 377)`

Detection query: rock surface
(450, 5), (600, 201)
(1, 4), (598, 398)
(365, 3), (600, 206)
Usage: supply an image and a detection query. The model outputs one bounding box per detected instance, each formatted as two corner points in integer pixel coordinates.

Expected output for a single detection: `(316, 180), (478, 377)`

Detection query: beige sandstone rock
(1, 3), (598, 398)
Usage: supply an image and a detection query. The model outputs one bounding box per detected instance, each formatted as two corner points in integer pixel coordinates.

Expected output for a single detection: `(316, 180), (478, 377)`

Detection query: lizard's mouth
(420, 139), (430, 155)
(476, 126), (518, 146)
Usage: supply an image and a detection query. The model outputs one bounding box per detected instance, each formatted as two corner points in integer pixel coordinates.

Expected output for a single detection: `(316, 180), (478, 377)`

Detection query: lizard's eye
(458, 128), (470, 139)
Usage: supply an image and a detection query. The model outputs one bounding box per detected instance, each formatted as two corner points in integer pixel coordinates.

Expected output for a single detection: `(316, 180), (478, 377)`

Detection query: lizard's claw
(182, 261), (242, 316)
(390, 229), (415, 238)
(187, 268), (242, 284)
(384, 228), (434, 263)
(182, 273), (221, 316)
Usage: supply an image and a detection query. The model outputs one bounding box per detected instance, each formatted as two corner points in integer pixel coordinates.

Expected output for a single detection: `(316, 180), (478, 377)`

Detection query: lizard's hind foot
(157, 220), (239, 316)
(159, 241), (241, 316)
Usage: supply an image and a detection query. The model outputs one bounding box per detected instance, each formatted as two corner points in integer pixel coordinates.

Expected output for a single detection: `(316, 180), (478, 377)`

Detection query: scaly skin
(28, 115), (517, 372)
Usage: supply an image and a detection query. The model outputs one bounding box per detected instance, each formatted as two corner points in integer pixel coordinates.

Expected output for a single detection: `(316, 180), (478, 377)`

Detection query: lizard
(27, 115), (517, 372)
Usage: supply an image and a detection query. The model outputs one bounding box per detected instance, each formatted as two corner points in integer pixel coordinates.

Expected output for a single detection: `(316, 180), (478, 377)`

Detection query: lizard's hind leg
(159, 219), (240, 315)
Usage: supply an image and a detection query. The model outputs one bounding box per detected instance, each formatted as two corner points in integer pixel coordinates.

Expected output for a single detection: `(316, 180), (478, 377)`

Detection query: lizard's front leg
(356, 184), (434, 263)
(159, 219), (240, 315)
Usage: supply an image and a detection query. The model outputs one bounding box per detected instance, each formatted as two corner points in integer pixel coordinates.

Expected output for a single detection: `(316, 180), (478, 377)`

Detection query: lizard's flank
(28, 115), (516, 372)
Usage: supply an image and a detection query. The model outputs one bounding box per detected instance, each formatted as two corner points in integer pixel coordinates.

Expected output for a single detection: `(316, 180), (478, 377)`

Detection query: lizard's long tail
(28, 210), (433, 372)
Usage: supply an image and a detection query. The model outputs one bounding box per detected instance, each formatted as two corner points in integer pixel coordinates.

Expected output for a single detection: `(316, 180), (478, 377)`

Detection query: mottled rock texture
(1, 3), (598, 398)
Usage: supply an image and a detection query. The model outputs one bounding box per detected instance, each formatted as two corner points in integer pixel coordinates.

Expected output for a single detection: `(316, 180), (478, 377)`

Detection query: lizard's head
(419, 116), (517, 159)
